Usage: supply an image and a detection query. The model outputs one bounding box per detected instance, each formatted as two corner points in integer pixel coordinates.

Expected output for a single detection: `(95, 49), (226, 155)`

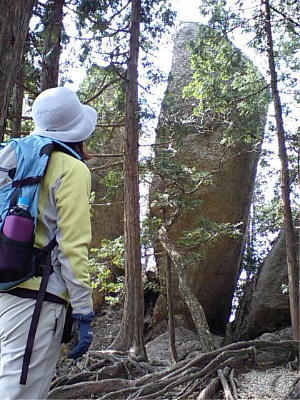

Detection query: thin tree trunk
(10, 43), (29, 138)
(109, 0), (146, 359)
(166, 253), (178, 363)
(0, 0), (36, 140)
(158, 225), (214, 352)
(41, 0), (64, 90)
(10, 84), (24, 139)
(297, 137), (300, 188)
(264, 0), (299, 341)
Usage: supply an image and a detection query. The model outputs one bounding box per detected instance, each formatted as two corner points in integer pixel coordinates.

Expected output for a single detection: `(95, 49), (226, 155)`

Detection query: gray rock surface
(146, 326), (202, 365)
(151, 23), (268, 334)
(233, 225), (299, 340)
(146, 326), (224, 365)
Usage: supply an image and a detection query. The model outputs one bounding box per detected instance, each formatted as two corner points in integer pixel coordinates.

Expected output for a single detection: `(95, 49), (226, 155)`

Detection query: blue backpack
(0, 135), (54, 290)
(0, 135), (81, 290)
(0, 134), (81, 384)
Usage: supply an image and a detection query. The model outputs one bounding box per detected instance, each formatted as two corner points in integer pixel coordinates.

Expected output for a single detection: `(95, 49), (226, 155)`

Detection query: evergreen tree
(0, 0), (36, 140)
(108, 0), (147, 359)
(73, 0), (175, 355)
(263, 0), (299, 340)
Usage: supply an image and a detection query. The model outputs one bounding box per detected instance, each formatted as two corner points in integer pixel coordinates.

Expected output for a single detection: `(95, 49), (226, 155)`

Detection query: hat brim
(31, 104), (97, 143)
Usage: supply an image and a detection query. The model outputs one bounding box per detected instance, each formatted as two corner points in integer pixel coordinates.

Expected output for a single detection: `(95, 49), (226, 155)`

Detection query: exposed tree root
(229, 368), (239, 399)
(197, 375), (221, 400)
(48, 340), (299, 399)
(218, 367), (234, 400)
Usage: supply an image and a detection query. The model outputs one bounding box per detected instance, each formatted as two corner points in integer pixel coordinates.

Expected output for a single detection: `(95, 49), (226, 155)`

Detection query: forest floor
(52, 306), (299, 399)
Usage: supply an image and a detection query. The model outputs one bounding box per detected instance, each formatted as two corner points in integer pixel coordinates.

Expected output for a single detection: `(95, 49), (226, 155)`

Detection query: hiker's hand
(68, 312), (94, 359)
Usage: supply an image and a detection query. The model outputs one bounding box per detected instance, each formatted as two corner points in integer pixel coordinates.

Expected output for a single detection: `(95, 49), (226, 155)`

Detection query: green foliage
(196, 0), (300, 182)
(29, 0), (70, 87)
(78, 64), (125, 151)
(242, 243), (262, 277)
(254, 197), (283, 235)
(89, 236), (125, 305)
(141, 215), (162, 246)
(178, 219), (243, 250)
(102, 170), (123, 200)
(73, 0), (176, 130)
(183, 26), (270, 144)
(146, 151), (212, 214)
(92, 236), (124, 269)
(144, 278), (160, 294)
(145, 145), (218, 262)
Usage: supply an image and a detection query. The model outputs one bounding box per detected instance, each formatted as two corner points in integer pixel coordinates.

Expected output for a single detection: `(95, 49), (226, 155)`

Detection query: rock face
(232, 225), (299, 340)
(88, 128), (124, 248)
(151, 23), (268, 334)
(88, 129), (124, 312)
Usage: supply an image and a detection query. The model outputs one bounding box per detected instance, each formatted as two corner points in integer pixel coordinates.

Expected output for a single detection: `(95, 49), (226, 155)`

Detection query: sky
(172, 0), (205, 23)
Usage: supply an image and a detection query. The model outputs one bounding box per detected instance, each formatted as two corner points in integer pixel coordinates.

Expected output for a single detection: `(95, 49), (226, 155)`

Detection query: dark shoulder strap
(52, 141), (83, 161)
(19, 239), (57, 385)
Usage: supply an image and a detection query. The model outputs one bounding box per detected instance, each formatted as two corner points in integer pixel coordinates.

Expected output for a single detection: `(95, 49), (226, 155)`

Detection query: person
(0, 87), (97, 399)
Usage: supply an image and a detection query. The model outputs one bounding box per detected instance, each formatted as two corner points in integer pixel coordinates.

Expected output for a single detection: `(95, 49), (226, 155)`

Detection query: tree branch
(88, 153), (123, 158)
(110, 62), (127, 81)
(158, 225), (214, 352)
(228, 84), (270, 106)
(269, 4), (300, 28)
(96, 122), (125, 128)
(14, 80), (38, 96)
(89, 161), (123, 171)
(83, 78), (121, 104)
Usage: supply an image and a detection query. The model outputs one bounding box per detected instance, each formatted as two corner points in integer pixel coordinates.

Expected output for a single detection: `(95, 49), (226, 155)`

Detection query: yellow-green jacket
(15, 151), (93, 315)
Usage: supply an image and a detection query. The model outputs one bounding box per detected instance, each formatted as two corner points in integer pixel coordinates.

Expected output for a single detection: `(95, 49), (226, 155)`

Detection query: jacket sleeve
(55, 159), (93, 315)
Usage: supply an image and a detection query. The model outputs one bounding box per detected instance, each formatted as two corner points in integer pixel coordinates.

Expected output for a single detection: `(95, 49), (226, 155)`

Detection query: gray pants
(0, 293), (66, 400)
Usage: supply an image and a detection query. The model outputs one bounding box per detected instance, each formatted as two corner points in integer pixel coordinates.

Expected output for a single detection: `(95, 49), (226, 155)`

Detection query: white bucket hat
(31, 87), (97, 142)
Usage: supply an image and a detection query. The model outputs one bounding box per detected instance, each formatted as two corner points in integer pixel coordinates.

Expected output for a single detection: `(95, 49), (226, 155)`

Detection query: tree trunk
(41, 0), (64, 90)
(166, 253), (178, 363)
(109, 0), (146, 359)
(10, 45), (28, 139)
(264, 0), (299, 341)
(10, 83), (24, 139)
(0, 0), (36, 140)
(158, 225), (214, 352)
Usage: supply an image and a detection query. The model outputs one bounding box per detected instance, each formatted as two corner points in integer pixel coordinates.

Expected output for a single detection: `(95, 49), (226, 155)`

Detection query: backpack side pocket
(0, 231), (35, 284)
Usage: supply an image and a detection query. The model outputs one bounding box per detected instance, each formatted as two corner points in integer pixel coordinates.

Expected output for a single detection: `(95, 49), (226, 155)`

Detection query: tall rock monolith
(150, 23), (269, 334)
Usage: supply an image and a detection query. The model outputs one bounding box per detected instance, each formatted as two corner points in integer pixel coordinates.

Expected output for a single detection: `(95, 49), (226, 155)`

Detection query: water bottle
(3, 197), (34, 242)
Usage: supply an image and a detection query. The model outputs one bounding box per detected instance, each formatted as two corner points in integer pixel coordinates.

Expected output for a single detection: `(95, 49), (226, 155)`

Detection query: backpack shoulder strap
(52, 139), (83, 161)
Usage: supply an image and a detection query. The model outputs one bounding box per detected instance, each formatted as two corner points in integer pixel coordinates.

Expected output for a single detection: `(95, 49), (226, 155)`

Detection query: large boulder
(150, 23), (268, 334)
(232, 224), (299, 340)
(146, 326), (224, 365)
(88, 127), (124, 248)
